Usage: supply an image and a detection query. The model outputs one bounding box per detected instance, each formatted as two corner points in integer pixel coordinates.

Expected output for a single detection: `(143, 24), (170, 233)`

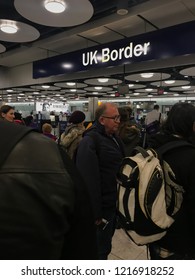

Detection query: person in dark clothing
(0, 120), (97, 260)
(148, 102), (195, 260)
(76, 102), (125, 259)
(14, 112), (25, 125)
(118, 106), (141, 156)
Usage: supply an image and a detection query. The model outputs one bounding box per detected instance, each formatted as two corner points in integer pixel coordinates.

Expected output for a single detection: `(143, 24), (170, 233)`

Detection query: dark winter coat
(0, 121), (97, 260)
(76, 121), (125, 220)
(148, 133), (195, 257)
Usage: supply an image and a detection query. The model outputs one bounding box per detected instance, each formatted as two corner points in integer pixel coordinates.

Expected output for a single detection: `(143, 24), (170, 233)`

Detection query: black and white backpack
(116, 141), (191, 246)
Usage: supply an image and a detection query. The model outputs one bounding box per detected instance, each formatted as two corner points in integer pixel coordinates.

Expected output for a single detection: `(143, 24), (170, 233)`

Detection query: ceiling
(1, 0), (195, 104)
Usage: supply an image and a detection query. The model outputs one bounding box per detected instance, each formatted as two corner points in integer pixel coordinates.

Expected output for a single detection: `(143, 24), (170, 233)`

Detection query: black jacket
(0, 121), (97, 260)
(76, 122), (125, 220)
(149, 133), (195, 256)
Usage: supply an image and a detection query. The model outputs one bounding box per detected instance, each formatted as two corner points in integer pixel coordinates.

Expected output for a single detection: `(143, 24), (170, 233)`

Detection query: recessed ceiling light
(145, 88), (153, 92)
(117, 0), (128, 16)
(164, 80), (175, 84)
(98, 78), (109, 83)
(0, 22), (18, 34)
(44, 0), (66, 14)
(117, 9), (128, 15)
(95, 86), (102, 90)
(67, 82), (76, 86)
(42, 85), (50, 89)
(63, 63), (73, 69)
(140, 73), (154, 78)
(182, 85), (191, 89)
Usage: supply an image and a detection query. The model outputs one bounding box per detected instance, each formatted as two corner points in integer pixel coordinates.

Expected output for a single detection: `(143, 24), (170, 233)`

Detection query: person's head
(14, 112), (24, 125)
(0, 105), (15, 122)
(163, 102), (195, 138)
(118, 106), (132, 122)
(24, 115), (33, 126)
(154, 104), (160, 111)
(95, 102), (120, 135)
(42, 123), (52, 134)
(69, 110), (85, 125)
(14, 112), (22, 120)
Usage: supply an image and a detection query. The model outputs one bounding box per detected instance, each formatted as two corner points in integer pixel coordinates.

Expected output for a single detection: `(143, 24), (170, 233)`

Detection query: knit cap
(69, 110), (85, 124)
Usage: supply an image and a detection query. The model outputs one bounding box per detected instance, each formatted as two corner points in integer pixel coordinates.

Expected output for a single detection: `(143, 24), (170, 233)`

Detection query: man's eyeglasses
(102, 115), (121, 122)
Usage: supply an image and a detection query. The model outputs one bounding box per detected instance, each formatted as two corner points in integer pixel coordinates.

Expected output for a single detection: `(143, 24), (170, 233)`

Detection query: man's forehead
(105, 104), (118, 113)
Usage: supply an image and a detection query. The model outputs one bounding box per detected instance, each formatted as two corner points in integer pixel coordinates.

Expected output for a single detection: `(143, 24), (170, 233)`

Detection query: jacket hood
(148, 133), (185, 149)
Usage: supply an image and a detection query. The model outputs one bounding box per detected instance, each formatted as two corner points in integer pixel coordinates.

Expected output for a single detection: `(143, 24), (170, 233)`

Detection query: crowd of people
(0, 101), (195, 260)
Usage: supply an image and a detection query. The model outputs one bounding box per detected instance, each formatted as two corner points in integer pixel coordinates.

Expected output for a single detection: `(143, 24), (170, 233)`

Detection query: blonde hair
(42, 123), (52, 133)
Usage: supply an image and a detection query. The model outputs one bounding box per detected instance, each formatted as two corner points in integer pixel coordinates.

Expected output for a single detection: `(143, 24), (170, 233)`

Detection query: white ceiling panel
(141, 2), (195, 29)
(107, 15), (155, 38)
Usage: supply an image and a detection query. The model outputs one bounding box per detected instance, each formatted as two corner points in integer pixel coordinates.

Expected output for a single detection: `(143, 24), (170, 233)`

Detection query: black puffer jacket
(76, 122), (125, 220)
(149, 133), (195, 257)
(0, 121), (97, 260)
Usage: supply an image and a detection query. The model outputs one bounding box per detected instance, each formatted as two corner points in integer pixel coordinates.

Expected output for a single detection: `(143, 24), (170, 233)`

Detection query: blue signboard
(33, 20), (195, 79)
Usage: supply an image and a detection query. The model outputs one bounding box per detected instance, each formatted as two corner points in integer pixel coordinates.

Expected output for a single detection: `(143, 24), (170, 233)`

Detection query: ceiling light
(67, 82), (76, 86)
(145, 88), (153, 92)
(42, 85), (50, 89)
(95, 86), (102, 90)
(117, 8), (128, 16)
(0, 22), (18, 34)
(164, 80), (175, 84)
(98, 78), (109, 83)
(63, 63), (73, 69)
(140, 73), (154, 78)
(44, 0), (66, 13)
(117, 0), (128, 15)
(182, 85), (191, 89)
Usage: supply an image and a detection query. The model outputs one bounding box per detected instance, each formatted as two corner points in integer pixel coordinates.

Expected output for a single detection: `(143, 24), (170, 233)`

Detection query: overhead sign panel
(33, 20), (195, 79)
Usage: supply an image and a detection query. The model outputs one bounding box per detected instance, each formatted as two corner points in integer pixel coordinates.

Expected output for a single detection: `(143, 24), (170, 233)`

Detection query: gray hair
(95, 102), (117, 121)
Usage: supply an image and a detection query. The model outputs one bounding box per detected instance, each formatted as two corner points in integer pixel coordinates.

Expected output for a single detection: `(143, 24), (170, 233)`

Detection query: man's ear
(99, 116), (105, 125)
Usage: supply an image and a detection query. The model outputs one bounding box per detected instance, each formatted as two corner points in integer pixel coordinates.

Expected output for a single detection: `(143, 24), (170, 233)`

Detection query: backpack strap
(133, 146), (150, 158)
(0, 121), (36, 167)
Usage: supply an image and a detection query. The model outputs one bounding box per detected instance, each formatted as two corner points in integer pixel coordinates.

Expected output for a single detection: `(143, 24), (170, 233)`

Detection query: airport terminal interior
(1, 0), (195, 119)
(1, 0), (195, 259)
